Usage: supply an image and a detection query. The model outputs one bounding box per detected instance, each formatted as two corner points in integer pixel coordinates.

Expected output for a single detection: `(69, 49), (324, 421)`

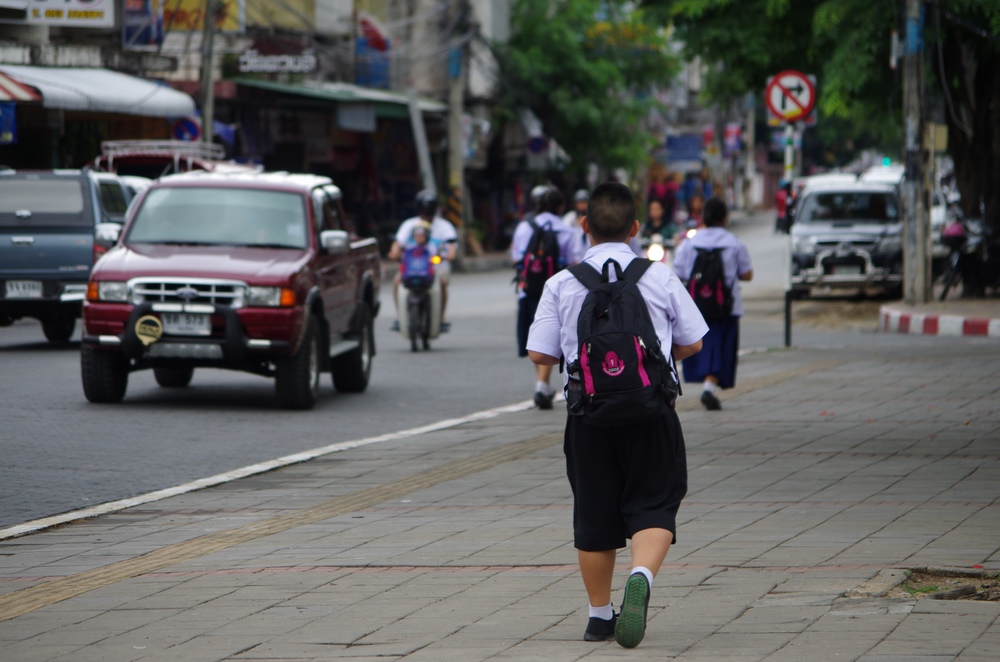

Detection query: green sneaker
(615, 573), (650, 648)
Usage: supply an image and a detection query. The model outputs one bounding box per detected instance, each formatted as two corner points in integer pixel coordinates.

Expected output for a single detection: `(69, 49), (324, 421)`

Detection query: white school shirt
(510, 211), (579, 299)
(527, 242), (709, 388)
(672, 226), (753, 317)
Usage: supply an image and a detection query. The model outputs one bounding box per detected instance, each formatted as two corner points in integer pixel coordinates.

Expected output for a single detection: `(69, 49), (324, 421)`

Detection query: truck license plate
(4, 280), (43, 299)
(162, 313), (210, 336)
(833, 265), (861, 275)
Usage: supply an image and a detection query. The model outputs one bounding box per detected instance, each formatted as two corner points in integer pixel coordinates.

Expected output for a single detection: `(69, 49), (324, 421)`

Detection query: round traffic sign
(172, 117), (201, 141)
(765, 70), (815, 123)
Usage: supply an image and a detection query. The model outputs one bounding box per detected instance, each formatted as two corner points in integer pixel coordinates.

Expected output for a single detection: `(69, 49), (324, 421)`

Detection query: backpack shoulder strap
(623, 257), (653, 284)
(568, 262), (603, 291)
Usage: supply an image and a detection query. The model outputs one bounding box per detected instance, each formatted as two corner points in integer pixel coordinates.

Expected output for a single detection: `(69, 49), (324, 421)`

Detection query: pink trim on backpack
(716, 282), (724, 306)
(633, 337), (651, 387)
(580, 344), (596, 395)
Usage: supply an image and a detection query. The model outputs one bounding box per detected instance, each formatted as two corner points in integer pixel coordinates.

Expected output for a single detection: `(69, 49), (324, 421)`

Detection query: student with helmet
(389, 190), (458, 332)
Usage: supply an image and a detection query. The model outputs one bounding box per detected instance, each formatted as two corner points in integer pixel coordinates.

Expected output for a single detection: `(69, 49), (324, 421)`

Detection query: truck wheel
(153, 366), (194, 388)
(275, 315), (320, 410)
(81, 345), (128, 403)
(332, 304), (373, 393)
(42, 315), (76, 343)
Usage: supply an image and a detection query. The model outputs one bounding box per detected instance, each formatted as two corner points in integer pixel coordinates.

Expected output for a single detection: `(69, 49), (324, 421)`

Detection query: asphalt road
(0, 210), (916, 531)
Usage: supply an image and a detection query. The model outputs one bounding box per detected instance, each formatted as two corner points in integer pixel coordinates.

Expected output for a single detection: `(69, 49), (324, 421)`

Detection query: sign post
(766, 70), (816, 348)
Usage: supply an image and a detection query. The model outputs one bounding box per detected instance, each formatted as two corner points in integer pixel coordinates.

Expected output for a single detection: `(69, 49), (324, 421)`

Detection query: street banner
(0, 101), (17, 145)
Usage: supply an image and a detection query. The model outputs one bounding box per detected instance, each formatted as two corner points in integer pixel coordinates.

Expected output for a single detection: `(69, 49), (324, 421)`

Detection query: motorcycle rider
(389, 190), (458, 332)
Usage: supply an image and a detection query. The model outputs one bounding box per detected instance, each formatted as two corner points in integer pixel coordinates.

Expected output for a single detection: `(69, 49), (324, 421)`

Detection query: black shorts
(516, 295), (540, 357)
(564, 409), (688, 552)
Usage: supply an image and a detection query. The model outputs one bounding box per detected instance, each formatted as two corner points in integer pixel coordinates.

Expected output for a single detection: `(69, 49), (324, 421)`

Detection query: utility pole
(902, 0), (929, 303)
(199, 0), (219, 144)
(445, 1), (467, 259)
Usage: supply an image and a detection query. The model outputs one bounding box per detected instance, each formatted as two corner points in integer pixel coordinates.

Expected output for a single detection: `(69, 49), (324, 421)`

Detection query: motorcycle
(641, 233), (674, 267)
(396, 245), (442, 352)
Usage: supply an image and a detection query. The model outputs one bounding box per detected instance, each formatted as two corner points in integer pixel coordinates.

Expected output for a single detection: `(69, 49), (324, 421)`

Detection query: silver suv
(790, 182), (903, 298)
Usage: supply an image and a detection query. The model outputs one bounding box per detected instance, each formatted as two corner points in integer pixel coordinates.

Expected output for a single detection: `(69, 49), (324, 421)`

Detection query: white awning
(0, 66), (195, 117)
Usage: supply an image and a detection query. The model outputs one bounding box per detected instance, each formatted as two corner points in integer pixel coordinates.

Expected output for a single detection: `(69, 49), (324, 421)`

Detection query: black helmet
(415, 190), (438, 217)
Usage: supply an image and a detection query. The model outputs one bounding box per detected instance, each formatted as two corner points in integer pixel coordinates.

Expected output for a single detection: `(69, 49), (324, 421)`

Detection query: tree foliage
(496, 0), (678, 177)
(641, 0), (1000, 227)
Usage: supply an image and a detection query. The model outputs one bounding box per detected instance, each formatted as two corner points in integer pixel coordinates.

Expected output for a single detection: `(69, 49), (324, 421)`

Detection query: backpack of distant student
(400, 245), (435, 290)
(565, 258), (680, 427)
(687, 247), (733, 323)
(518, 218), (562, 298)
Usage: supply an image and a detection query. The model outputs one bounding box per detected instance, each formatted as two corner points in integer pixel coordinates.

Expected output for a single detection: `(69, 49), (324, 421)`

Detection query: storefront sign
(238, 48), (317, 73)
(162, 0), (242, 33)
(123, 0), (164, 50)
(0, 0), (115, 28)
(0, 102), (17, 145)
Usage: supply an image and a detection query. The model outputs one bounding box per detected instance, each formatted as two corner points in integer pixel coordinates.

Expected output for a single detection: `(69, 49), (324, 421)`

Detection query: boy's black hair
(586, 182), (635, 242)
(539, 187), (565, 215)
(703, 196), (728, 227)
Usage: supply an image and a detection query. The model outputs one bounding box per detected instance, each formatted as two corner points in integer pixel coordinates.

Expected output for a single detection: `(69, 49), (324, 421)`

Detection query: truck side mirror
(320, 229), (350, 255)
(94, 222), (122, 245)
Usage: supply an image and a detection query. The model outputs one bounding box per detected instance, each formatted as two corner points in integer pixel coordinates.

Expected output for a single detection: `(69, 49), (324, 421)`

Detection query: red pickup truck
(81, 171), (381, 409)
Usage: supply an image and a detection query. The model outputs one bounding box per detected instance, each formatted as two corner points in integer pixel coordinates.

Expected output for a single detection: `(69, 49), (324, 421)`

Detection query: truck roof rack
(100, 140), (227, 161)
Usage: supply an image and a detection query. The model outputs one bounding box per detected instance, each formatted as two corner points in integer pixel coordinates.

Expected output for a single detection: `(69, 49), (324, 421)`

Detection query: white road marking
(0, 398), (542, 541)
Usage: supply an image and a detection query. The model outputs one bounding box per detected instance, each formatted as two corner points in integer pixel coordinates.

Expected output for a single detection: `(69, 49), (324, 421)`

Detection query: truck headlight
(247, 286), (296, 307)
(792, 237), (816, 255)
(877, 236), (902, 253)
(87, 281), (128, 302)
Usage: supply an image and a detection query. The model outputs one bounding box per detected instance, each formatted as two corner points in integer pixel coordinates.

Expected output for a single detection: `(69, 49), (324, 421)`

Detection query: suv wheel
(42, 315), (76, 343)
(332, 304), (373, 392)
(81, 345), (128, 403)
(275, 315), (320, 409)
(153, 366), (194, 388)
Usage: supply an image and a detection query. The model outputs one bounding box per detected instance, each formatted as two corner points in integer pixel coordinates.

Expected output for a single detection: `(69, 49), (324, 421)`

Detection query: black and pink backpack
(565, 258), (679, 426)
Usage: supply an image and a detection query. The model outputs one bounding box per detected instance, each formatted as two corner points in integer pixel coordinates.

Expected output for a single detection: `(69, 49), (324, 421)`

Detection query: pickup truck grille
(130, 278), (247, 308)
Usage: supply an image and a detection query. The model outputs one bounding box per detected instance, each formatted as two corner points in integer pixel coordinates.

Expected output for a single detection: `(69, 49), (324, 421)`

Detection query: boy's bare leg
(629, 528), (674, 577)
(536, 363), (552, 384)
(579, 549), (617, 607)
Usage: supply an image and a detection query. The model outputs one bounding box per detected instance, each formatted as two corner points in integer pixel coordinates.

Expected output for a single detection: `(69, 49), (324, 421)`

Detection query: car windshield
(127, 187), (309, 249)
(797, 191), (899, 224)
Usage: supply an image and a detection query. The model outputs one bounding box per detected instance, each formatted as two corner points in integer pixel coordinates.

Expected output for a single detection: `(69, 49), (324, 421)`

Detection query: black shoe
(440, 321), (451, 333)
(534, 391), (554, 410)
(701, 390), (721, 411)
(615, 573), (650, 648)
(584, 613), (617, 642)
(390, 320), (400, 332)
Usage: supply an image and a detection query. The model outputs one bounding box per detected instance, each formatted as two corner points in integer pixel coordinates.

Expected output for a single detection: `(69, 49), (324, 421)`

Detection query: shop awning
(0, 71), (41, 102)
(235, 78), (447, 119)
(0, 66), (195, 117)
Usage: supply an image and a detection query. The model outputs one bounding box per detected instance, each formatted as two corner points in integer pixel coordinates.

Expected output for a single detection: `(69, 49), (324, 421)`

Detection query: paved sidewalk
(1, 340), (998, 660)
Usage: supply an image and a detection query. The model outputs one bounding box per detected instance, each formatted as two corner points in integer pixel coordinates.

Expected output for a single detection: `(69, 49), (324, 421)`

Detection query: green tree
(497, 0), (678, 178)
(642, 0), (1000, 228)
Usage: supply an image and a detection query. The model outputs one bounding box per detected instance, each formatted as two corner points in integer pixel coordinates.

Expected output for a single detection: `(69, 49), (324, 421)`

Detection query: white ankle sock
(703, 380), (717, 394)
(536, 381), (554, 396)
(589, 602), (614, 620)
(631, 566), (654, 588)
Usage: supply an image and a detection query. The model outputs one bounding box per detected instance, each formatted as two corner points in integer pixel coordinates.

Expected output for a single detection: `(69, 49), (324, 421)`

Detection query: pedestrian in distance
(511, 186), (578, 409)
(389, 190), (458, 332)
(563, 188), (592, 264)
(672, 196), (753, 410)
(527, 181), (707, 648)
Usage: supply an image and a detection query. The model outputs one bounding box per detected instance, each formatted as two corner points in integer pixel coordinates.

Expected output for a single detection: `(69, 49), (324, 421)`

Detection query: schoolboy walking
(527, 182), (707, 648)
